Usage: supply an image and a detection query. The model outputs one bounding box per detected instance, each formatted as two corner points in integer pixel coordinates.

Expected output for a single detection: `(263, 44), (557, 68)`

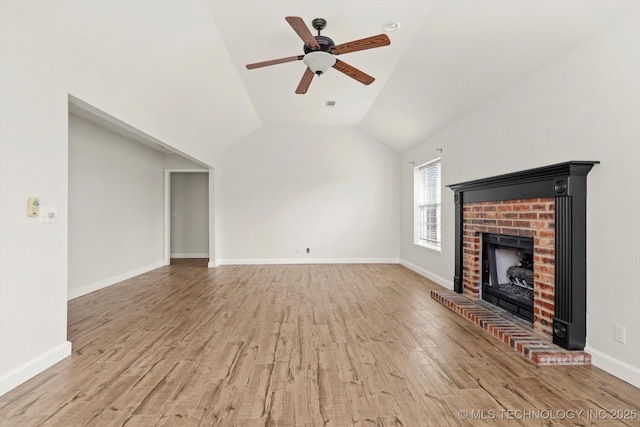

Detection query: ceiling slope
(3, 0), (262, 160)
(210, 1), (432, 128)
(4, 0), (639, 156)
(360, 0), (640, 152)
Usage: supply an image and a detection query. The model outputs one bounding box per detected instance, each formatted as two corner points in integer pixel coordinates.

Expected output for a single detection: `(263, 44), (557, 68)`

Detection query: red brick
(502, 213), (519, 219)
(535, 237), (554, 247)
(540, 308), (554, 319)
(497, 204), (514, 212)
(519, 212), (538, 220)
(538, 300), (555, 312)
(537, 273), (554, 284)
(531, 203), (549, 210)
(538, 291), (554, 302)
(540, 256), (554, 265)
(536, 282), (554, 293)
(533, 246), (556, 256)
(537, 265), (555, 275)
(531, 221), (549, 229)
(534, 255), (555, 265)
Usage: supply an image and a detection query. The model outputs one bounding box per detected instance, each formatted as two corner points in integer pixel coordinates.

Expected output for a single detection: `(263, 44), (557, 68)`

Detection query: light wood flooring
(0, 259), (638, 426)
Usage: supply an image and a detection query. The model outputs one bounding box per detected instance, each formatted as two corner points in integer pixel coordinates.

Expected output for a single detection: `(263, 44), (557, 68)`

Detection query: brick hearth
(431, 289), (591, 365)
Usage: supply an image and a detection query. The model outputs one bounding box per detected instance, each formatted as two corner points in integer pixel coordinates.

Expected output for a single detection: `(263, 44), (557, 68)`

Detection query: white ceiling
(5, 0), (639, 154)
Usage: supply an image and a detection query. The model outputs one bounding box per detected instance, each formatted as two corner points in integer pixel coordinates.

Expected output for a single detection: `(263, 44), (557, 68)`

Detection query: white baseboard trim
(585, 346), (640, 388)
(170, 253), (209, 259)
(208, 260), (218, 268)
(399, 259), (453, 289)
(0, 341), (72, 397)
(399, 261), (640, 389)
(68, 261), (165, 300)
(217, 257), (400, 266)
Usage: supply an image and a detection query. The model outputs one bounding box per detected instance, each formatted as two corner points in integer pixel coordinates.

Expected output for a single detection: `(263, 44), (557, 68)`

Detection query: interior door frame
(164, 169), (211, 266)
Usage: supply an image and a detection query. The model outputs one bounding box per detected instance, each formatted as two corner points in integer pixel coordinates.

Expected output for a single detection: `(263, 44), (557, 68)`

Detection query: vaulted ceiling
(5, 0), (638, 155)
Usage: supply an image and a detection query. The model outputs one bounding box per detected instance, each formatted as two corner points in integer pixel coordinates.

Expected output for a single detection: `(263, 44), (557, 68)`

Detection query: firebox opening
(482, 234), (534, 323)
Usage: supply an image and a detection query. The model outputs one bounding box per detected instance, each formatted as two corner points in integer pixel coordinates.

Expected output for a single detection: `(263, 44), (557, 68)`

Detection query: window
(414, 158), (441, 250)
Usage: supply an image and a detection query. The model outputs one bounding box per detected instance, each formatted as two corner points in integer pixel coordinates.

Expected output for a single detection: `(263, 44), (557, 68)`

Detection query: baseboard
(208, 260), (219, 268)
(170, 253), (209, 259)
(400, 261), (640, 389)
(399, 259), (453, 289)
(217, 257), (400, 266)
(585, 346), (640, 389)
(67, 261), (165, 300)
(0, 341), (72, 397)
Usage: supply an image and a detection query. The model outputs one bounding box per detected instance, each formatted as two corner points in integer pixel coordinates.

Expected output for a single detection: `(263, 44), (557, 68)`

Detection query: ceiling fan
(246, 16), (391, 94)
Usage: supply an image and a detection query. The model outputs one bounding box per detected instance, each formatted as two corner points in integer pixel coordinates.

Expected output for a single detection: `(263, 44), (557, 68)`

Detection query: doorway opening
(164, 169), (211, 265)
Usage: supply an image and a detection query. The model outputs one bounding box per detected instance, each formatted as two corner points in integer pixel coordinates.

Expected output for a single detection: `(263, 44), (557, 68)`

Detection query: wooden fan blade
(332, 60), (375, 85)
(331, 34), (390, 55)
(286, 16), (320, 50)
(295, 67), (315, 94)
(246, 55), (303, 69)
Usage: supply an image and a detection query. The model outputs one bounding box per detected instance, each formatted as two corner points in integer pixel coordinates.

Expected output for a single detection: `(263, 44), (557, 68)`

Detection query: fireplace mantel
(448, 161), (599, 203)
(447, 161), (599, 350)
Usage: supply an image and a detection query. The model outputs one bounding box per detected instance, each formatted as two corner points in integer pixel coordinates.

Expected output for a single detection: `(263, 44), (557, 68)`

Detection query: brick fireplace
(463, 198), (555, 336)
(448, 161), (598, 351)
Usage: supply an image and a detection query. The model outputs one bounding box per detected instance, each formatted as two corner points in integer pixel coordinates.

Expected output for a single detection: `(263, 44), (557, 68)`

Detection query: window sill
(412, 242), (442, 254)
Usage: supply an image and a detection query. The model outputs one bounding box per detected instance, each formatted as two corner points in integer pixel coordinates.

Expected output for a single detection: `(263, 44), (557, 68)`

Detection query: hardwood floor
(0, 259), (638, 426)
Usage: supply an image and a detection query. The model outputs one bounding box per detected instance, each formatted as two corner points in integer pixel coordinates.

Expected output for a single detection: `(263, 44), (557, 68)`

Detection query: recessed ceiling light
(382, 21), (401, 32)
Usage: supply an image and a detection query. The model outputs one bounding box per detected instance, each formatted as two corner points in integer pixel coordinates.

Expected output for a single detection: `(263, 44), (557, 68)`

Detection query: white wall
(219, 126), (400, 264)
(0, 4), (228, 395)
(0, 5), (76, 395)
(401, 16), (640, 387)
(170, 173), (209, 258)
(68, 113), (165, 299)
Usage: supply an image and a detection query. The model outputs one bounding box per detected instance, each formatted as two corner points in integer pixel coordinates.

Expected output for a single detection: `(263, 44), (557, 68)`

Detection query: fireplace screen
(482, 234), (534, 322)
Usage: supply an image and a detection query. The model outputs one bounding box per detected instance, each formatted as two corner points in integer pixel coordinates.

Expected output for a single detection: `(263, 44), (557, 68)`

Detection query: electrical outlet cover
(614, 324), (626, 344)
(39, 207), (59, 223)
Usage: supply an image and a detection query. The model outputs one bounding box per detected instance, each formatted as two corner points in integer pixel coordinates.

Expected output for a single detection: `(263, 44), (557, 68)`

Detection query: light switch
(27, 197), (39, 217)
(39, 207), (59, 223)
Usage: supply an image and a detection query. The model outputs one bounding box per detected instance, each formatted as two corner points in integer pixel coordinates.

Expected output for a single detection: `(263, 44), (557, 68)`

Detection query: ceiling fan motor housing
(303, 35), (335, 54)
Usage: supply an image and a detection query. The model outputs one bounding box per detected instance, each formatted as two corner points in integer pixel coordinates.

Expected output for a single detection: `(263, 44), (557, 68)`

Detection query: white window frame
(414, 158), (442, 251)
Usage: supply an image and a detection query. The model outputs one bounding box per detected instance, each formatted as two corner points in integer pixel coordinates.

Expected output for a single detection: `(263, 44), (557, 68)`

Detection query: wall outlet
(39, 207), (59, 223)
(614, 324), (626, 344)
(306, 248), (310, 254)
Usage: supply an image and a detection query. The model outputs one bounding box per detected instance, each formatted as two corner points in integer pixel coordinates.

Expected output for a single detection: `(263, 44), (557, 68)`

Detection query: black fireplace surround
(448, 161), (598, 350)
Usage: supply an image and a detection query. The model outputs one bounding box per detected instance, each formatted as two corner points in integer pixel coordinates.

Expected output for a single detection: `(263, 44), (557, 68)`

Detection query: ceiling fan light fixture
(303, 51), (336, 75)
